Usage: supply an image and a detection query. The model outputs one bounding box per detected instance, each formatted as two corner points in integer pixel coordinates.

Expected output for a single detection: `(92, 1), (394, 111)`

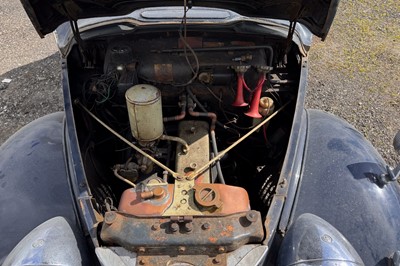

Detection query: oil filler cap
(193, 184), (222, 209)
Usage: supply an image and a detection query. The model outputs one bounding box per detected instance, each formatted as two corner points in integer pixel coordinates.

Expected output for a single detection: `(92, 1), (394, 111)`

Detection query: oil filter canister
(125, 84), (163, 142)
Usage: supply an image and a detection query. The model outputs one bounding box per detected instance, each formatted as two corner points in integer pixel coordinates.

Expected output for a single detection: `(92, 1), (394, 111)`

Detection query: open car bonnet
(21, 0), (339, 40)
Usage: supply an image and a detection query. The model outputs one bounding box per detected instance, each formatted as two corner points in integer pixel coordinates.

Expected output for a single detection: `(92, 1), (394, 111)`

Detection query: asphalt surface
(0, 1), (399, 167)
(0, 2), (58, 74)
(0, 1), (62, 141)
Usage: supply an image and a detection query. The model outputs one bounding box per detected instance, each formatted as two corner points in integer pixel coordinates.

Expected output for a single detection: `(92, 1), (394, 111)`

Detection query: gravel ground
(0, 1), (399, 166)
(0, 1), (62, 142)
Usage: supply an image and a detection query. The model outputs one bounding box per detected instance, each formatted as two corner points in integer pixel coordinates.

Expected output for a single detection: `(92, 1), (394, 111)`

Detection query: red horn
(232, 66), (250, 107)
(245, 67), (270, 118)
(244, 81), (263, 118)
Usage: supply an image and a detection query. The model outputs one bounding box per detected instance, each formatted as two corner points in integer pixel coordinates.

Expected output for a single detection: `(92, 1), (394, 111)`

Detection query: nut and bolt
(138, 247), (146, 253)
(178, 246), (186, 253)
(151, 223), (160, 231)
(104, 212), (116, 225)
(202, 223), (211, 230)
(170, 222), (179, 232)
(189, 162), (197, 169)
(246, 211), (258, 223)
(184, 222), (193, 232)
(218, 247), (226, 253)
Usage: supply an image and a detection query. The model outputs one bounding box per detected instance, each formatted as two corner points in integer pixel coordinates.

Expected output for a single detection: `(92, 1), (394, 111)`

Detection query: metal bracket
(379, 165), (400, 185)
(100, 211), (264, 255)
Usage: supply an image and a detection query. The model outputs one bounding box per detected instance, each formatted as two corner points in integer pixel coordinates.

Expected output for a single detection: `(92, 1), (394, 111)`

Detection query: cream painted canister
(125, 84), (163, 141)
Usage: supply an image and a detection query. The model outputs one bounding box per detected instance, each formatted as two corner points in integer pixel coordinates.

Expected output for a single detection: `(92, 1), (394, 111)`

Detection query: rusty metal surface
(193, 183), (250, 215)
(119, 182), (251, 217)
(137, 253), (227, 266)
(163, 179), (204, 216)
(176, 120), (210, 183)
(100, 211), (264, 255)
(153, 63), (173, 82)
(263, 196), (284, 246)
(118, 184), (174, 216)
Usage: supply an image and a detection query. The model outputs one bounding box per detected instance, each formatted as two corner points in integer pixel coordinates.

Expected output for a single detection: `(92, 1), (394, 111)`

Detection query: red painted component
(193, 184), (251, 215)
(232, 73), (249, 107)
(118, 183), (250, 216)
(119, 185), (174, 216)
(244, 73), (266, 118)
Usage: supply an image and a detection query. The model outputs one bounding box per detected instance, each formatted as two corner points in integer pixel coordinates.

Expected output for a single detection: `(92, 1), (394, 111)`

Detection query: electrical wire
(174, 0), (200, 87)
(82, 71), (119, 105)
(201, 82), (223, 103)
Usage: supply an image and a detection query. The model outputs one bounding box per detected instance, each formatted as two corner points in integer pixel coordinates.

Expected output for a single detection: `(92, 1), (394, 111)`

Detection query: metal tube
(155, 45), (274, 54)
(186, 87), (228, 130)
(159, 134), (190, 154)
(210, 130), (225, 184)
(188, 108), (217, 131)
(188, 100), (291, 180)
(163, 105), (186, 122)
(76, 98), (289, 182)
(76, 100), (181, 179)
(155, 45), (273, 67)
(163, 95), (187, 122)
(113, 167), (136, 188)
(187, 93), (217, 131)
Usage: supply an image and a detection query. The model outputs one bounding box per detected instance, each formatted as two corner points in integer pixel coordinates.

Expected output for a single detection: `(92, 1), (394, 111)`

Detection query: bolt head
(139, 259), (146, 265)
(138, 247), (146, 253)
(184, 222), (193, 232)
(218, 247), (225, 253)
(151, 223), (160, 231)
(105, 212), (116, 225)
(170, 222), (179, 232)
(178, 246), (186, 253)
(202, 223), (211, 230)
(245, 211), (258, 223)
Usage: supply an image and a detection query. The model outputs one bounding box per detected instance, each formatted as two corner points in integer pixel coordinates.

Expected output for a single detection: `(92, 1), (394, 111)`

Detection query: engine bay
(68, 28), (301, 262)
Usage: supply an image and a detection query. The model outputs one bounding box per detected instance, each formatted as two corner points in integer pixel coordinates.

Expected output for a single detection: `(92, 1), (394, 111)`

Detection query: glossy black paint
(262, 57), (308, 249)
(0, 112), (90, 263)
(277, 213), (364, 265)
(61, 58), (101, 248)
(20, 0), (339, 39)
(290, 109), (400, 266)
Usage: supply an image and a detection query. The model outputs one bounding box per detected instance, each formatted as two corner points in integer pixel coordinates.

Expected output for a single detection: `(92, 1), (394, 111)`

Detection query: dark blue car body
(1, 1), (399, 265)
